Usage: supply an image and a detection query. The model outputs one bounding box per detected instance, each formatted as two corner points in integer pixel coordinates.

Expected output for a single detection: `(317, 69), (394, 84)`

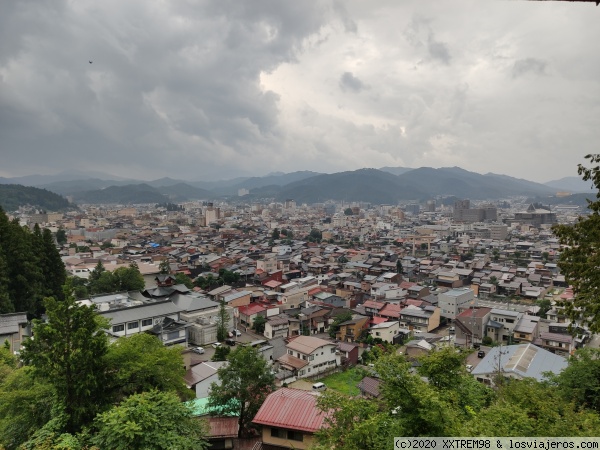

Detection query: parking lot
(188, 328), (265, 362)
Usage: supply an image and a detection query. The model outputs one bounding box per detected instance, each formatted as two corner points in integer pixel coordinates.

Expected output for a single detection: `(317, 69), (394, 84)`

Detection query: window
(309, 355), (314, 361)
(288, 350), (293, 355)
(271, 428), (285, 439)
(112, 324), (124, 333)
(287, 430), (304, 442)
(127, 321), (139, 330)
(141, 318), (153, 327)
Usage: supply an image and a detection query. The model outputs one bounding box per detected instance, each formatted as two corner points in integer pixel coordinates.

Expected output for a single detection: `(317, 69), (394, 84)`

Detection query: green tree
(208, 346), (275, 437)
(552, 154), (600, 332)
(328, 311), (353, 338)
(216, 301), (230, 342)
(271, 228), (280, 240)
(89, 270), (116, 294)
(462, 378), (600, 436)
(252, 315), (266, 334)
(212, 345), (231, 361)
(0, 211), (45, 316)
(89, 390), (208, 450)
(70, 276), (89, 299)
(551, 348), (600, 413)
(55, 228), (67, 246)
(174, 272), (194, 289)
(112, 264), (145, 292)
(159, 259), (171, 274)
(315, 391), (385, 450)
(344, 208), (353, 216)
(39, 228), (66, 301)
(0, 367), (57, 449)
(21, 280), (110, 433)
(104, 333), (193, 403)
(396, 259), (403, 274)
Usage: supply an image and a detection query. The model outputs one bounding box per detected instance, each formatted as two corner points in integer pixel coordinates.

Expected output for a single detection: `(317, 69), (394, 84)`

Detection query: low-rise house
(358, 376), (381, 398)
(534, 332), (576, 357)
(471, 343), (567, 386)
(184, 361), (228, 399)
(486, 309), (522, 343)
(277, 335), (341, 380)
(337, 341), (359, 365)
(336, 315), (369, 342)
(265, 314), (290, 339)
(0, 312), (28, 353)
(253, 388), (329, 450)
(454, 307), (492, 347)
(399, 305), (440, 333)
(370, 320), (400, 343)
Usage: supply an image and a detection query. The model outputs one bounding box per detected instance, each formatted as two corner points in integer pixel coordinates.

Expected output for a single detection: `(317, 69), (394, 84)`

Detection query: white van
(312, 382), (327, 392)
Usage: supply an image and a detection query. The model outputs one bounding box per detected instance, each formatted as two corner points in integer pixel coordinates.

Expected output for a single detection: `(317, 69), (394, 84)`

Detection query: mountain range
(0, 167), (593, 207)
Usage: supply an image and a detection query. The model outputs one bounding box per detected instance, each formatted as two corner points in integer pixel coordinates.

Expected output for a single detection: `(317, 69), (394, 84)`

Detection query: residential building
(369, 320), (400, 343)
(0, 312), (28, 353)
(253, 388), (327, 450)
(336, 315), (369, 342)
(471, 343), (568, 386)
(277, 335), (341, 379)
(438, 288), (474, 320)
(184, 361), (228, 399)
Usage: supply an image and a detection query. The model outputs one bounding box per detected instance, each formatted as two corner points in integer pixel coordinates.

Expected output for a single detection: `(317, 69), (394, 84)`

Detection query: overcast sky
(1, 0), (599, 183)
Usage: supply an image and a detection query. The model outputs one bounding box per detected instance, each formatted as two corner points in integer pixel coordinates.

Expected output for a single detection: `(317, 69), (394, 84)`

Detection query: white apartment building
(277, 336), (341, 379)
(438, 288), (474, 320)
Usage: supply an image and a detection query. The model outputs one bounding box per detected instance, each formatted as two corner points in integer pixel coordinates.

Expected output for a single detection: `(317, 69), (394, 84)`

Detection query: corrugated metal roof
(287, 336), (334, 354)
(252, 388), (328, 433)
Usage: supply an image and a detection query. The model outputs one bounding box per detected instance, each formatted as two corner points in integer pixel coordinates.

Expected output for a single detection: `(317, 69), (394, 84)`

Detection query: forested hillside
(0, 184), (73, 212)
(0, 208), (66, 316)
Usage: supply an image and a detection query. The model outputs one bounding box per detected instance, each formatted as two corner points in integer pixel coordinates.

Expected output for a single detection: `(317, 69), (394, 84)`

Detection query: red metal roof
(239, 303), (267, 316)
(253, 388), (329, 433)
(370, 316), (388, 325)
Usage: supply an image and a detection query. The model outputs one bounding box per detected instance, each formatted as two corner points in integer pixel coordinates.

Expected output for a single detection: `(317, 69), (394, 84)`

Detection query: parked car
(232, 329), (242, 337)
(212, 342), (222, 349)
(448, 326), (455, 334)
(192, 347), (205, 355)
(225, 339), (236, 346)
(477, 350), (485, 358)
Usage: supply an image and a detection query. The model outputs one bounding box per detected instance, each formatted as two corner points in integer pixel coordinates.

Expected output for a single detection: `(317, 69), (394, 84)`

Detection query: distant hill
(526, 193), (595, 209)
(379, 166), (413, 176)
(263, 167), (556, 204)
(156, 183), (215, 201)
(40, 178), (135, 196)
(273, 169), (425, 204)
(0, 184), (74, 212)
(544, 176), (594, 193)
(0, 170), (134, 187)
(231, 171), (322, 192)
(74, 184), (168, 204)
(400, 167), (555, 199)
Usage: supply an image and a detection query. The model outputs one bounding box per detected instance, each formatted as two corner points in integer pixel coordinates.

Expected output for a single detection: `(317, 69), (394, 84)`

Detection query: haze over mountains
(0, 166), (593, 207)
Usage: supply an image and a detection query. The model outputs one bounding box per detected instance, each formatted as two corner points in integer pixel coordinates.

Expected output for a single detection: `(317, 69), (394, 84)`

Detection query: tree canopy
(89, 390), (208, 450)
(21, 280), (110, 433)
(552, 154), (600, 332)
(208, 346), (275, 437)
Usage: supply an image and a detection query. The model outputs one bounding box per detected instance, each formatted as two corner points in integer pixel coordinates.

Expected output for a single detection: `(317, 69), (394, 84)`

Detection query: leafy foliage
(208, 346), (275, 437)
(21, 280), (110, 433)
(328, 311), (353, 338)
(252, 315), (266, 334)
(88, 390), (208, 450)
(216, 301), (231, 342)
(552, 154), (600, 332)
(0, 209), (66, 316)
(104, 333), (193, 403)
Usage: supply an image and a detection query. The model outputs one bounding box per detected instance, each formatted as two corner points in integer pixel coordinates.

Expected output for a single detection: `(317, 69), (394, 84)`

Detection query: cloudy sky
(1, 0), (599, 183)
